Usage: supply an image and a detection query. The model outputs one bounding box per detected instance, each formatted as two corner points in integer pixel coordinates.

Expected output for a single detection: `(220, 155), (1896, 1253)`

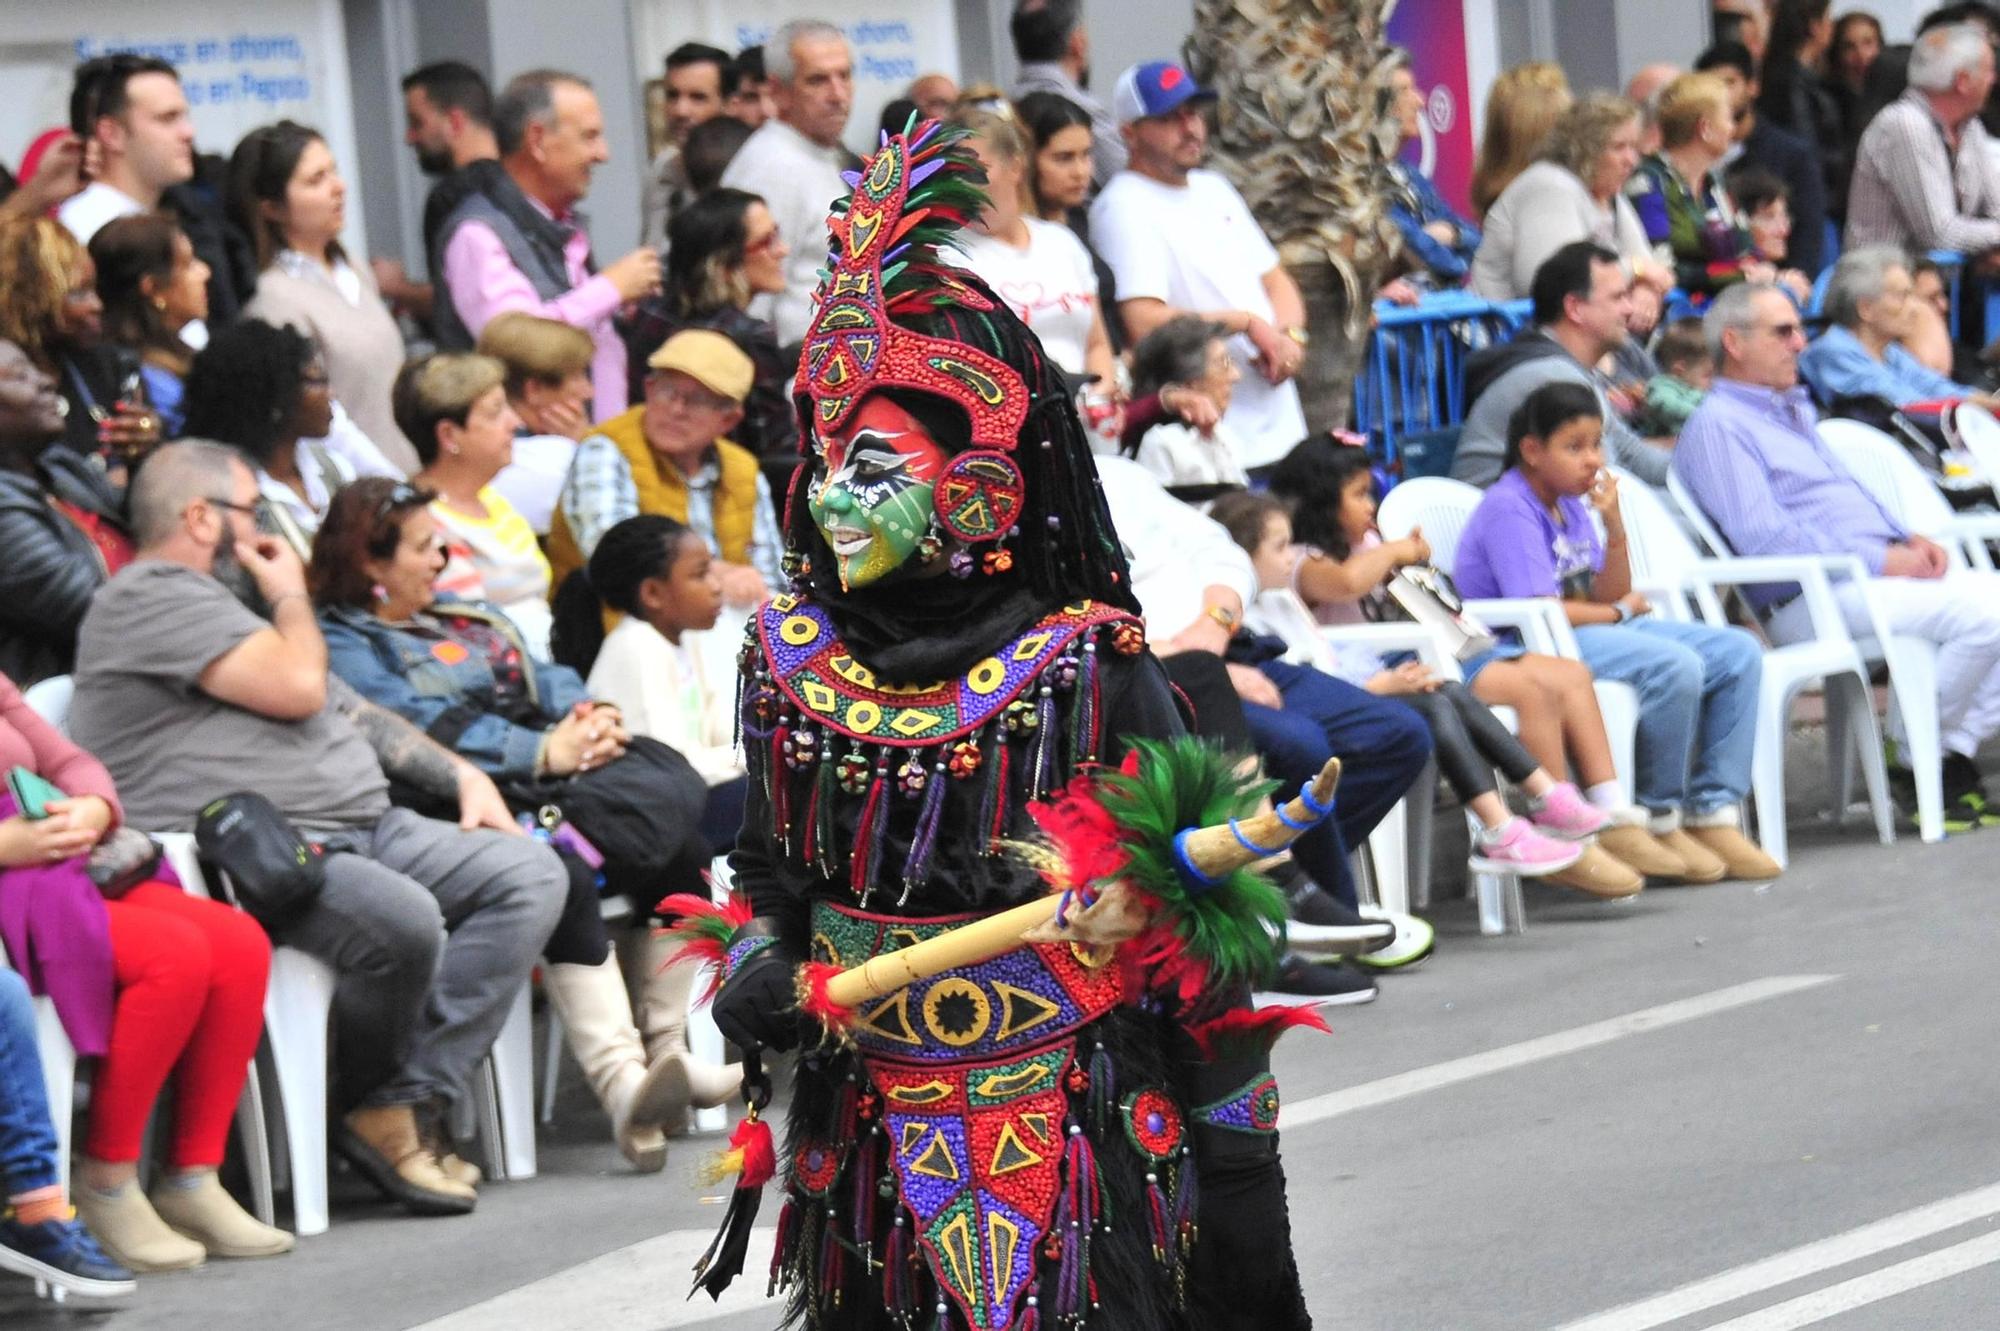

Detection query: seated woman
(619, 189), (795, 460)
(552, 329), (783, 611)
(1623, 74), (1809, 302)
(1799, 248), (1999, 411)
(1121, 315), (1250, 491)
(1454, 382), (1781, 883)
(181, 320), (341, 555)
(88, 215), (210, 439)
(0, 670), (286, 1273)
(475, 312), (597, 536)
(395, 353), (555, 657)
(0, 966), (134, 1301)
(308, 479), (740, 1169)
(0, 217), (160, 470)
(0, 338), (132, 688)
(549, 516), (752, 1034)
(1269, 433), (1674, 890)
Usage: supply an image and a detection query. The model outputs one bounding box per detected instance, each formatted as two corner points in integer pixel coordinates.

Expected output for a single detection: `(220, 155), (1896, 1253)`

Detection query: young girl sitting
(1216, 487), (1637, 897)
(550, 513), (744, 850)
(1268, 432), (1694, 889)
(1454, 382), (1780, 882)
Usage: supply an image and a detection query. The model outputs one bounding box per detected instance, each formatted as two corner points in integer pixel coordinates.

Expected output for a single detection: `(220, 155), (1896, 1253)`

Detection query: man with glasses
(69, 441), (566, 1216)
(1677, 281), (2000, 826)
(1453, 241), (1676, 489)
(549, 329), (781, 607)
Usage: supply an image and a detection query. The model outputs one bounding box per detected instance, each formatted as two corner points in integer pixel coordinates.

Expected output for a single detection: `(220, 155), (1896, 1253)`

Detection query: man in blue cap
(1091, 60), (1309, 474)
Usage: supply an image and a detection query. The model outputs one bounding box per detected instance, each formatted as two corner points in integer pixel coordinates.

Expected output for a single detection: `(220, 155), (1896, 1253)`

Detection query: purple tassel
(769, 1196), (798, 1297)
(1070, 644), (1100, 767)
(1052, 1127), (1099, 1321)
(851, 762), (890, 906)
(883, 1214), (915, 1319)
(900, 758), (949, 904)
(1087, 1042), (1114, 1138)
(1014, 1294), (1041, 1330)
(1145, 1170), (1173, 1270)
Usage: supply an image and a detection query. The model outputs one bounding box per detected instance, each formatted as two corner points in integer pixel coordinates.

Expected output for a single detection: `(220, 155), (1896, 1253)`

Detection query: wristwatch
(1205, 603), (1241, 632)
(1282, 326), (1309, 348)
(1612, 602), (1634, 623)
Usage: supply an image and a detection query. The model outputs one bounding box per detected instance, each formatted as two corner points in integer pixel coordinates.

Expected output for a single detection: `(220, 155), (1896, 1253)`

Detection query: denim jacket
(320, 598), (590, 780)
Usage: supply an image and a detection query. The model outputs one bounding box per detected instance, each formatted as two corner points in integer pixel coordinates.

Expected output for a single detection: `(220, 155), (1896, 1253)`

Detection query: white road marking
(1697, 1228), (2000, 1330)
(1555, 1182), (2000, 1330)
(1283, 975), (1840, 1129)
(404, 1226), (778, 1330)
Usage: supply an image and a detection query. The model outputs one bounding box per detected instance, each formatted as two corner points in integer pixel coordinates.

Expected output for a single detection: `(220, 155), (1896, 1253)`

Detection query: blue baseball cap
(1110, 61), (1218, 125)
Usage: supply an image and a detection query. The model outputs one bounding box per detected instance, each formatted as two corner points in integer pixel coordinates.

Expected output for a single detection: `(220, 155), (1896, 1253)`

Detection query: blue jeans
(1575, 618), (1762, 815)
(0, 966), (61, 1195)
(1243, 659), (1433, 907)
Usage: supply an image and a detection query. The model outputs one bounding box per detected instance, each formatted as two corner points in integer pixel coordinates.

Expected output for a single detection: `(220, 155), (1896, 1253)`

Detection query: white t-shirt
(720, 120), (852, 347)
(1090, 169), (1307, 467)
(949, 219), (1100, 376)
(57, 182), (142, 245)
(585, 617), (743, 787)
(490, 433), (579, 536)
(1093, 454), (1254, 637)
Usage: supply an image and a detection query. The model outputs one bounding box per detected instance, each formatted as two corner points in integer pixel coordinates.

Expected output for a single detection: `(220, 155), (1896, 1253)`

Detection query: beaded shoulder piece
(740, 594), (1147, 906)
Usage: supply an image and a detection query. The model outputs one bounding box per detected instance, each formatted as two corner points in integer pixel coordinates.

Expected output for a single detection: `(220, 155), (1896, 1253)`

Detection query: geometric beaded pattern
(758, 594), (1135, 747)
(723, 935), (777, 977)
(807, 901), (1124, 1063)
(873, 1043), (1072, 1330)
(1191, 1072), (1281, 1136)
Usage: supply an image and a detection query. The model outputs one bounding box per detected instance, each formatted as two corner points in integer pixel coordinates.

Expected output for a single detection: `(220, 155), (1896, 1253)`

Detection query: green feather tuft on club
(1097, 737), (1288, 991)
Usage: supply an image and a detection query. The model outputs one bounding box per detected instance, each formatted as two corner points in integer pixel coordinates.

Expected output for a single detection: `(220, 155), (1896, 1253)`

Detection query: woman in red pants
(0, 672), (287, 1273)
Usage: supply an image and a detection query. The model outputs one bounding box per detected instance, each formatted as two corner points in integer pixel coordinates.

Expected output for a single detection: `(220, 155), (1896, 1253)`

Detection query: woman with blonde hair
(1470, 62), (1572, 219)
(476, 311), (596, 535)
(1472, 92), (1671, 303)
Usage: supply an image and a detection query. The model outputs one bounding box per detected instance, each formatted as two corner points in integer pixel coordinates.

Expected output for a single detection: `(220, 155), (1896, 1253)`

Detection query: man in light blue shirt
(1675, 281), (2000, 819)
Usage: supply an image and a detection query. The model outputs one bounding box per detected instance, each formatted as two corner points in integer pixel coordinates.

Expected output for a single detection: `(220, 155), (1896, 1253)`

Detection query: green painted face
(808, 395), (947, 589)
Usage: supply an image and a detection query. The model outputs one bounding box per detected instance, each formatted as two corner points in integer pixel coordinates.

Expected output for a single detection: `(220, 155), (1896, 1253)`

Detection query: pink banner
(1387, 3), (1475, 218)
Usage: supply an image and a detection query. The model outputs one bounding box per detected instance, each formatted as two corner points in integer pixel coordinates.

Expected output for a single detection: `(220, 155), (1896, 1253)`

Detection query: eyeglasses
(1759, 321), (1804, 340)
(203, 496), (260, 518)
(375, 482), (427, 522)
(744, 228), (782, 257)
(646, 376), (734, 411)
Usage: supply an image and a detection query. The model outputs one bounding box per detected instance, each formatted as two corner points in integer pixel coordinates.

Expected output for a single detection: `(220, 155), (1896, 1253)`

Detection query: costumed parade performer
(666, 117), (1322, 1331)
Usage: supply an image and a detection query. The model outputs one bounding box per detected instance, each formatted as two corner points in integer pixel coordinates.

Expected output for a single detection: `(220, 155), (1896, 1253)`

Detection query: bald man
(1626, 62), (1682, 155)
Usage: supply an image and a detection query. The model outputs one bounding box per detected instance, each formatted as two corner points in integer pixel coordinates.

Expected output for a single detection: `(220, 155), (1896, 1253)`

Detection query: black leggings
(1391, 681), (1539, 804)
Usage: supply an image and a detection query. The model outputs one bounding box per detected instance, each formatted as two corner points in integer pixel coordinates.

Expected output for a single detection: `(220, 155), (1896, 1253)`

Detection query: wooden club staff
(821, 757), (1342, 1009)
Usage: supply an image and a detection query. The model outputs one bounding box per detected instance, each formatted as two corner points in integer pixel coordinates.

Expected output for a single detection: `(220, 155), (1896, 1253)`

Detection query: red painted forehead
(819, 395), (945, 475)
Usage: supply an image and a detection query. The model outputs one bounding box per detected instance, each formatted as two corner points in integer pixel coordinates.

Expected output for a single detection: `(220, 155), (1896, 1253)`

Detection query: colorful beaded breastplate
(803, 902), (1127, 1330)
(740, 594), (1146, 905)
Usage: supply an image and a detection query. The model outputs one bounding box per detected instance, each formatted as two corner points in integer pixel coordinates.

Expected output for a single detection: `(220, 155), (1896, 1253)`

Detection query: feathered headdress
(794, 118), (1031, 457)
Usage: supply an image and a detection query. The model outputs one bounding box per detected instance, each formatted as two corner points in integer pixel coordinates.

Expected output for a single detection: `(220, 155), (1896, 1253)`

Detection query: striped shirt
(559, 436), (785, 588)
(1845, 89), (2000, 254)
(1671, 378), (1906, 609)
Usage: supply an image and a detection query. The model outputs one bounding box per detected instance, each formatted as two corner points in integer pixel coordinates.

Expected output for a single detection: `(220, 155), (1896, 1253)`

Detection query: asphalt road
(9, 762), (2000, 1331)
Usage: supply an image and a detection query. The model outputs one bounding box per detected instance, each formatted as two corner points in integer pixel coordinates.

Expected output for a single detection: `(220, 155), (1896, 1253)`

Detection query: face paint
(808, 395), (947, 589)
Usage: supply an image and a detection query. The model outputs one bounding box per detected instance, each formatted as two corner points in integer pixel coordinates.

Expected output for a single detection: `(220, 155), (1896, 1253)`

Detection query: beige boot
(633, 933), (743, 1132)
(150, 1170), (293, 1258)
(75, 1176), (206, 1272)
(542, 957), (668, 1171)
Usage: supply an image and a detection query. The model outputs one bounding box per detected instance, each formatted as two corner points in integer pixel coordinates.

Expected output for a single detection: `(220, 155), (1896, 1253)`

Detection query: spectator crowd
(5, 0), (2000, 1309)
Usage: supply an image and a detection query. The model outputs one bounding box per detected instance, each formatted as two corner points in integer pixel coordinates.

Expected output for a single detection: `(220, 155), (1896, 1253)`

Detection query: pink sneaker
(1528, 782), (1612, 841)
(1468, 818), (1585, 877)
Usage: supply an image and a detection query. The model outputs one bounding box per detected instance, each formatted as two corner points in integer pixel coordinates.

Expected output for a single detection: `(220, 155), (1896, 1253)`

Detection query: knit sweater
(245, 258), (418, 474)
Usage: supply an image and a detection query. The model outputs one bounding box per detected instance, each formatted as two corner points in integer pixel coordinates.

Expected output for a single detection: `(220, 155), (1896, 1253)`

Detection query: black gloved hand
(711, 923), (804, 1053)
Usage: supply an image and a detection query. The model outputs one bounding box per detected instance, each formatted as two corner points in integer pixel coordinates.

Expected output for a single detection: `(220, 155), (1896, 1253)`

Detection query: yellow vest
(546, 405), (763, 594)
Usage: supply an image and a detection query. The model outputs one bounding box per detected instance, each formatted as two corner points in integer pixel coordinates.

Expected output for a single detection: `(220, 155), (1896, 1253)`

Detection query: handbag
(1374, 564), (1498, 662)
(85, 827), (163, 899)
(501, 735), (709, 887)
(194, 792), (327, 931)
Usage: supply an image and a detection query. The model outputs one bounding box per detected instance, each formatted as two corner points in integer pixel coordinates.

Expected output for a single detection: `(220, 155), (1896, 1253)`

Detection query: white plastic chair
(0, 947), (76, 1193)
(1620, 471), (1894, 865)
(1377, 477), (1643, 806)
(1954, 402), (2000, 493)
(470, 985), (537, 1180)
(1668, 466), (1949, 844)
(1820, 418), (2000, 569)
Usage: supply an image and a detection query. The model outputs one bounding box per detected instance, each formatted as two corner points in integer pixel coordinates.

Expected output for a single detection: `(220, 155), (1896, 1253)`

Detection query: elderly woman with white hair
(1799, 245), (1998, 409)
(1846, 20), (2000, 255)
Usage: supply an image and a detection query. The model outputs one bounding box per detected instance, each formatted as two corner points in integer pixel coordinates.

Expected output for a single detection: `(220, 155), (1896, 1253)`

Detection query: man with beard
(378, 61), (504, 325)
(1011, 0), (1125, 187)
(69, 440), (566, 1218)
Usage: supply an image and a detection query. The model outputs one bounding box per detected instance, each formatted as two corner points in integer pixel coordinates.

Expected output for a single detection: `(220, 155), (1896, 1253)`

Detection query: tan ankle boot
(336, 1104), (476, 1216)
(76, 1176), (206, 1272)
(542, 957), (667, 1171)
(150, 1170), (293, 1258)
(634, 933), (743, 1127)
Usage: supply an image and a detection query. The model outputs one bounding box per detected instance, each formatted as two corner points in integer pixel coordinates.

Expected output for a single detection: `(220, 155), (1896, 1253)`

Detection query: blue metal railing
(1351, 293), (1532, 464)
